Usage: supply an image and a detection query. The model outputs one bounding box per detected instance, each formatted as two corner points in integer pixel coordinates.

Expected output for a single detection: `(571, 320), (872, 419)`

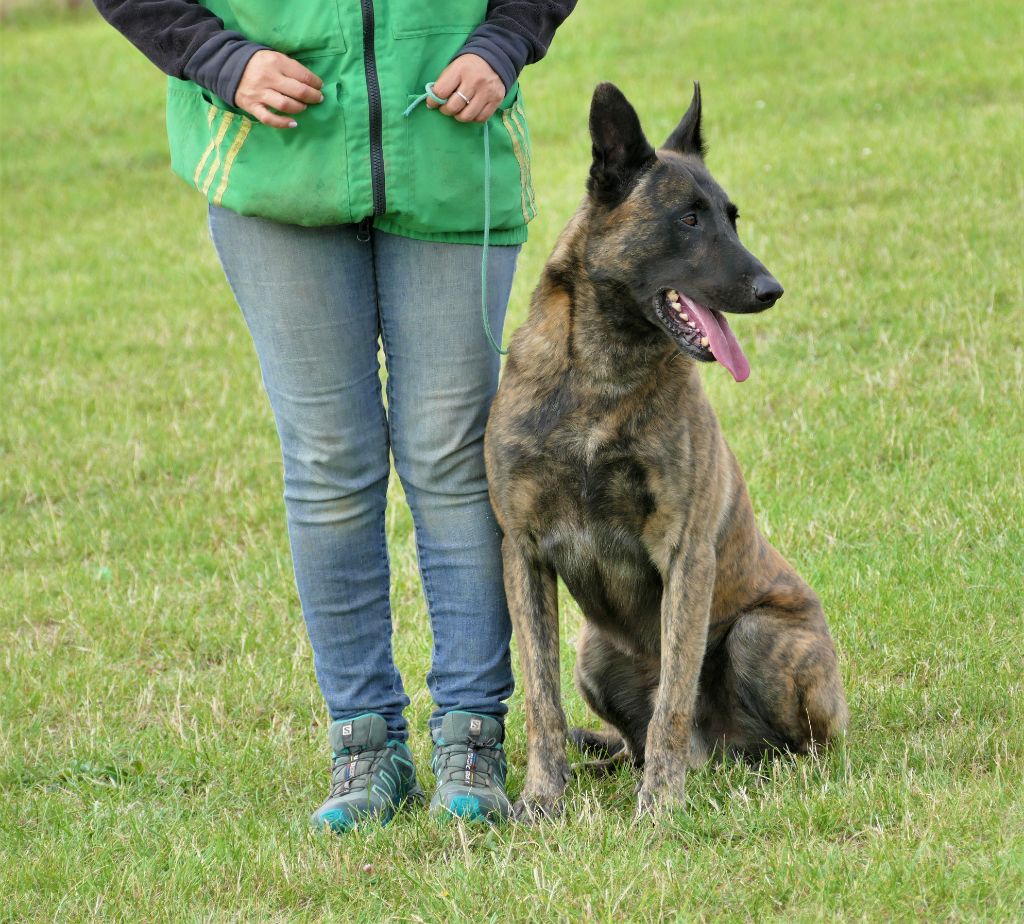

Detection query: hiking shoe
(430, 711), (512, 823)
(309, 713), (423, 833)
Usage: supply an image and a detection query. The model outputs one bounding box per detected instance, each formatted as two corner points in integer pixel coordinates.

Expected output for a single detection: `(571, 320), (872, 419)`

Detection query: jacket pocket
(214, 0), (347, 56)
(167, 84), (256, 209)
(391, 0), (487, 38)
(403, 87), (535, 235)
(167, 79), (354, 226)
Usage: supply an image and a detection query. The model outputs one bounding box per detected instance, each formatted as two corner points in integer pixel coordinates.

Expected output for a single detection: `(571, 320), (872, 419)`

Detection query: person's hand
(427, 54), (506, 123)
(234, 50), (324, 128)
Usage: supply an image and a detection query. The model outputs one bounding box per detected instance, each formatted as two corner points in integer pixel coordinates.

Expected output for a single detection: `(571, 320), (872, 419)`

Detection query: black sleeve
(455, 0), (578, 92)
(92, 0), (265, 106)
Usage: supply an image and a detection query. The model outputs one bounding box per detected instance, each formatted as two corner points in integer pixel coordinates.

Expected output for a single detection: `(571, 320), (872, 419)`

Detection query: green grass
(2, 1), (1022, 920)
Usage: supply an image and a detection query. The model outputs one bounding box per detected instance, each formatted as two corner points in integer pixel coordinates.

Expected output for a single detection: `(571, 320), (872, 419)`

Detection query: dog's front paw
(512, 794), (564, 824)
(513, 764), (570, 823)
(635, 783), (686, 819)
(635, 762), (688, 819)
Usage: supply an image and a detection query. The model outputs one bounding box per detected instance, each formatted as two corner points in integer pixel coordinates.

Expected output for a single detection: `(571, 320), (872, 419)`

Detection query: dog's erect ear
(587, 82), (656, 208)
(663, 82), (706, 159)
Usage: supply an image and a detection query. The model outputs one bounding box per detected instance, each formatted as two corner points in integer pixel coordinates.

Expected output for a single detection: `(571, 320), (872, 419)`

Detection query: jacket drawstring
(403, 83), (507, 356)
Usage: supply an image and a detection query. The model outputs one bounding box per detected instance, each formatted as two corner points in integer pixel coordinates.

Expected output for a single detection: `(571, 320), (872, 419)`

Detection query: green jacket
(165, 0), (536, 244)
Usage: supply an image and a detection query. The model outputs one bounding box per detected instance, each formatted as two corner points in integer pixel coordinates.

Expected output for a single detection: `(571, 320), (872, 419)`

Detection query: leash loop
(403, 82), (508, 356)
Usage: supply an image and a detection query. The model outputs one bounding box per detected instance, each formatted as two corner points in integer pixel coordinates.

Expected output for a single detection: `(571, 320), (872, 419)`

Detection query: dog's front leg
(501, 536), (569, 821)
(637, 543), (715, 816)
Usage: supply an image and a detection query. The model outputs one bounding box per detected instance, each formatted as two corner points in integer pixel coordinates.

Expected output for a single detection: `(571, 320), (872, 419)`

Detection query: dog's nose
(753, 275), (784, 306)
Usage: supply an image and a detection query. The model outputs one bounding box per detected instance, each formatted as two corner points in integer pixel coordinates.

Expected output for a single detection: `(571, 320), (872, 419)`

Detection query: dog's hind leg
(567, 725), (630, 775)
(568, 725), (626, 759)
(572, 623), (658, 768)
(719, 594), (848, 760)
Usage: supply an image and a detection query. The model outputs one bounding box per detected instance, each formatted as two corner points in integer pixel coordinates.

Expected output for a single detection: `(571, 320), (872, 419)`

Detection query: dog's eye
(681, 214), (698, 227)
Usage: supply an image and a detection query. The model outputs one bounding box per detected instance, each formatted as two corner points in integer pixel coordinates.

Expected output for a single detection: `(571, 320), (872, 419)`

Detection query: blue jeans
(208, 205), (517, 740)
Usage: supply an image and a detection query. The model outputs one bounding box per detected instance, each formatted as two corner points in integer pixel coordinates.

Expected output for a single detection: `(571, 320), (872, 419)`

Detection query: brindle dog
(485, 83), (848, 819)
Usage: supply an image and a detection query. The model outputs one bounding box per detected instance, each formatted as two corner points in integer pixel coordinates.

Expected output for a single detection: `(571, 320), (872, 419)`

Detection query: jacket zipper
(360, 0), (386, 218)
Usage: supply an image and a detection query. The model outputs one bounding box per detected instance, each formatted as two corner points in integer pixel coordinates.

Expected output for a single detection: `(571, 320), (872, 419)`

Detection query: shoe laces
(328, 743), (393, 799)
(433, 737), (503, 789)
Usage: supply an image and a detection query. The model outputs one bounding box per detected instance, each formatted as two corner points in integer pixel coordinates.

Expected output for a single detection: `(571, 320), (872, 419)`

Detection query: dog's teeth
(680, 313), (689, 322)
(700, 336), (710, 348)
(687, 321), (696, 329)
(667, 289), (679, 301)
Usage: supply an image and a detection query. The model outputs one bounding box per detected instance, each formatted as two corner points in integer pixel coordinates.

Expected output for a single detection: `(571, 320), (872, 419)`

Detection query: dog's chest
(503, 409), (686, 560)
(521, 446), (667, 644)
(533, 440), (659, 534)
(542, 507), (664, 650)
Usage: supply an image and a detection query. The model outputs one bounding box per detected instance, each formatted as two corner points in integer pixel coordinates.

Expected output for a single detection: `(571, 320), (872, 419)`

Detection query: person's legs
(207, 206), (411, 739)
(373, 231), (518, 736)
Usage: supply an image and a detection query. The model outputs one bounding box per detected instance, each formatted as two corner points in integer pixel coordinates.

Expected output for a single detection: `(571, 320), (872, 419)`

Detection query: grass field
(2, 1), (1022, 920)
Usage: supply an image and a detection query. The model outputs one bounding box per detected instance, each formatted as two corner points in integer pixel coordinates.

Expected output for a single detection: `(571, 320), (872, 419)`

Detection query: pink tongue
(678, 294), (751, 383)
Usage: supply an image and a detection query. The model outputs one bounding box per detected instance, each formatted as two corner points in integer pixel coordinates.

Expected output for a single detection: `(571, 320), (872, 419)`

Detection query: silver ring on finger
(455, 90), (472, 105)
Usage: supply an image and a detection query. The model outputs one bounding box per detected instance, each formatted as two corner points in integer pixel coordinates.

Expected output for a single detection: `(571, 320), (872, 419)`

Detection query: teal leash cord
(403, 83), (508, 356)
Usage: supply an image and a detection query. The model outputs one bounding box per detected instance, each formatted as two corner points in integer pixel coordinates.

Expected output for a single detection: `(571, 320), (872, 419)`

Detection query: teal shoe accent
(315, 808), (358, 833)
(446, 794), (484, 819)
(429, 711), (511, 824)
(309, 713), (424, 834)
